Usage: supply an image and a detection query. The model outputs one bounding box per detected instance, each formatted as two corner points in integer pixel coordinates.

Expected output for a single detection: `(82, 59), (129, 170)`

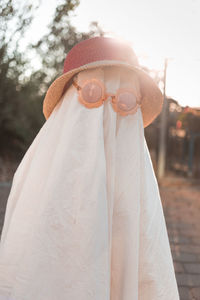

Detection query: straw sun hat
(43, 36), (163, 127)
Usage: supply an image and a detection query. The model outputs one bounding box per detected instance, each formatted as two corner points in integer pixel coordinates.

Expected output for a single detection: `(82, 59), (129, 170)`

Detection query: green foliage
(0, 0), (104, 159)
(32, 2), (104, 90)
(0, 0), (41, 158)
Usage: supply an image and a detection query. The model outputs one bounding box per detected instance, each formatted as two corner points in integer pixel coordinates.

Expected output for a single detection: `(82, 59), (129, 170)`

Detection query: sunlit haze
(22, 0), (200, 108)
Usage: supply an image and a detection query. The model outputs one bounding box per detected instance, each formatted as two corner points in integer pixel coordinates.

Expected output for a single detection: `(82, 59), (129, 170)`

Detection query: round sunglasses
(72, 78), (141, 116)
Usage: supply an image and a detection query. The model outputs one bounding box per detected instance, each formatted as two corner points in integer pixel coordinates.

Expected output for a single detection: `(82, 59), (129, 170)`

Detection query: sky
(24, 0), (200, 108)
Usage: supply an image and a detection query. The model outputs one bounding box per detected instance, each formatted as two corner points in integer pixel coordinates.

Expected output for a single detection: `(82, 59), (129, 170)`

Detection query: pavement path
(160, 177), (200, 300)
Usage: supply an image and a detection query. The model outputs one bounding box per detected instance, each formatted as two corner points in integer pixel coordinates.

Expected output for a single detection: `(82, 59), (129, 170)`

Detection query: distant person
(0, 37), (180, 299)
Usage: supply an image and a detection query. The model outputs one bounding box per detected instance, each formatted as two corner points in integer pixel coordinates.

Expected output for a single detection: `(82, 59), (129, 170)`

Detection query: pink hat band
(63, 37), (139, 74)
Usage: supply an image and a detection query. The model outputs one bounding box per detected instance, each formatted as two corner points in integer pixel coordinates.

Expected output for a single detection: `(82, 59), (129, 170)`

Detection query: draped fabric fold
(0, 67), (179, 300)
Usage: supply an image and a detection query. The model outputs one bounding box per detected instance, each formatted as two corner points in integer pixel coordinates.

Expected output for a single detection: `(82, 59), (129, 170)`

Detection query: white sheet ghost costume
(0, 67), (180, 300)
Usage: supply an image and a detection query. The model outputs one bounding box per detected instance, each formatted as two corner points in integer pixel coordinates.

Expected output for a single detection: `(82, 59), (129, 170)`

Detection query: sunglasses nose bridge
(103, 92), (115, 101)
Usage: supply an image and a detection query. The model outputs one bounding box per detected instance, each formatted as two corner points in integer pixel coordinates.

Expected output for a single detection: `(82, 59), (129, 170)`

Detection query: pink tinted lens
(81, 82), (103, 103)
(117, 92), (137, 111)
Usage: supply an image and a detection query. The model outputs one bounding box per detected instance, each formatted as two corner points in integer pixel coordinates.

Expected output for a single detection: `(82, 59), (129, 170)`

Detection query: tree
(0, 0), (40, 158)
(32, 2), (104, 95)
(0, 0), (104, 160)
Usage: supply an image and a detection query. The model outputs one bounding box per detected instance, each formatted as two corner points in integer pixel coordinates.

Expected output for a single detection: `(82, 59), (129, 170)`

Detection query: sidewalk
(159, 176), (200, 300)
(0, 178), (200, 299)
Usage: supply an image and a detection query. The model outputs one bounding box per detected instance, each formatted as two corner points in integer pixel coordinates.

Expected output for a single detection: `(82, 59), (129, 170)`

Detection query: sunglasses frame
(73, 78), (105, 109)
(73, 78), (141, 116)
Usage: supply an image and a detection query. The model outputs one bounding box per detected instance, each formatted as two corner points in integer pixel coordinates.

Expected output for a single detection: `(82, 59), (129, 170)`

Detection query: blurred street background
(0, 0), (200, 299)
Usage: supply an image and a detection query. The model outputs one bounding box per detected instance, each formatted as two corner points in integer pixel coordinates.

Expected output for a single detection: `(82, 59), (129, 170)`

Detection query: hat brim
(43, 60), (163, 128)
